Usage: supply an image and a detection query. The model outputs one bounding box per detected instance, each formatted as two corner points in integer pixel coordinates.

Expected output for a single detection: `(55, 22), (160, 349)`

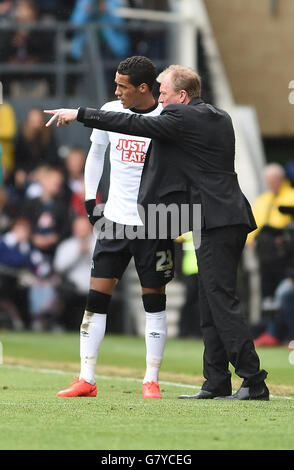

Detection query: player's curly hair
(117, 56), (157, 90)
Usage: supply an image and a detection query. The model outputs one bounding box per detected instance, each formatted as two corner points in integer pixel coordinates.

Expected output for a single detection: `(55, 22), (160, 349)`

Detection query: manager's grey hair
(157, 65), (201, 99)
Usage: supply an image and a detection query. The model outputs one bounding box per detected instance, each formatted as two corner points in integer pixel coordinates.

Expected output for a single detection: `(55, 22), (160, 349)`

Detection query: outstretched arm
(44, 106), (183, 141)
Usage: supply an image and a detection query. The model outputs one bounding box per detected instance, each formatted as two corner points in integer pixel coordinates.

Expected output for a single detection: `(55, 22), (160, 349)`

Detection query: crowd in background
(246, 163), (294, 349)
(0, 102), (101, 331)
(0, 0), (171, 98)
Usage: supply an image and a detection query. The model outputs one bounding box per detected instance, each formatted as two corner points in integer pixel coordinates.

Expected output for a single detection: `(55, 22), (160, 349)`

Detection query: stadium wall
(205, 0), (294, 137)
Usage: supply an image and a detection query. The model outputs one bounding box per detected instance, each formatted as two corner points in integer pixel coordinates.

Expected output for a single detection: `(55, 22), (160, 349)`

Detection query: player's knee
(85, 289), (112, 314)
(142, 293), (166, 313)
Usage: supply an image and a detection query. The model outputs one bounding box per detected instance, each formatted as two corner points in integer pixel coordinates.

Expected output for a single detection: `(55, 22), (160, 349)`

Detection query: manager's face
(158, 73), (187, 108)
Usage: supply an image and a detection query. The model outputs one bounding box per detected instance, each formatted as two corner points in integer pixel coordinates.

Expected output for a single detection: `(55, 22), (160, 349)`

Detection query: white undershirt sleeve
(84, 142), (108, 201)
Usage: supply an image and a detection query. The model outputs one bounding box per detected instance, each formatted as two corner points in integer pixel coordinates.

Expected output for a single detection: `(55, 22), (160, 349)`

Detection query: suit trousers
(195, 225), (267, 395)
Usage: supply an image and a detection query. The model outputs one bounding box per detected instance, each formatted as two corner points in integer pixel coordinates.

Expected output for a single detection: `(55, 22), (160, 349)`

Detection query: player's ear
(139, 83), (149, 94)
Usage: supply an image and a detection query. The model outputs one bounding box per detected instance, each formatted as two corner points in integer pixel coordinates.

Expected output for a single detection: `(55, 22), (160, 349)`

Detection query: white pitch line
(1, 363), (199, 389)
(1, 364), (293, 399)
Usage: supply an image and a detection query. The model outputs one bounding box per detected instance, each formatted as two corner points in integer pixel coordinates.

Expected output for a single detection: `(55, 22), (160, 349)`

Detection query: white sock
(143, 310), (167, 384)
(79, 311), (107, 385)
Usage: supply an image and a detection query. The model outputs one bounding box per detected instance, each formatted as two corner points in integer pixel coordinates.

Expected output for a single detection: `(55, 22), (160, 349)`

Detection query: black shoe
(178, 390), (218, 399)
(214, 384), (269, 401)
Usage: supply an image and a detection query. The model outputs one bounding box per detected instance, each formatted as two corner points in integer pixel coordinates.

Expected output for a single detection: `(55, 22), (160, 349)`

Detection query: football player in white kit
(56, 56), (174, 399)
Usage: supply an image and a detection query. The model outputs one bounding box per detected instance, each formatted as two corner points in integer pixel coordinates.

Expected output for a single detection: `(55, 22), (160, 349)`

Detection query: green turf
(0, 331), (294, 450)
(1, 331), (293, 385)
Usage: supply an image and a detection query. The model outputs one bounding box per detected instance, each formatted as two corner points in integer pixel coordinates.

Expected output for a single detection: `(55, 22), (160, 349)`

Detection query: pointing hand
(44, 108), (78, 127)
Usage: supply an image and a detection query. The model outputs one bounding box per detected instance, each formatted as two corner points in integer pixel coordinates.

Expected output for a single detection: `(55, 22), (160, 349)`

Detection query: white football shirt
(90, 100), (162, 226)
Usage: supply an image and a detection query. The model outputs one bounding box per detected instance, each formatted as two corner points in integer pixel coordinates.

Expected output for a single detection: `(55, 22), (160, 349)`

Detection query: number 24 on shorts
(156, 250), (173, 271)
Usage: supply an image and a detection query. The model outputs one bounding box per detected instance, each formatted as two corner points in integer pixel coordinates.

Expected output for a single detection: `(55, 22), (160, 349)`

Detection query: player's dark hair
(117, 56), (157, 90)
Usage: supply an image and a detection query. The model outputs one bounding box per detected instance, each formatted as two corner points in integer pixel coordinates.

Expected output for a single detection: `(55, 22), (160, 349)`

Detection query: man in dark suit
(44, 65), (269, 400)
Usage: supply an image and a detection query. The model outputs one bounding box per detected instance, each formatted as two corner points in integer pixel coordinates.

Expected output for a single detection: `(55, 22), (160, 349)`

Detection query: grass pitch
(0, 331), (294, 450)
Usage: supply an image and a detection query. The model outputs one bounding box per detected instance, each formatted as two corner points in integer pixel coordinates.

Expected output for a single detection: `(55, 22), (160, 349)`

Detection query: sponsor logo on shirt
(116, 138), (146, 163)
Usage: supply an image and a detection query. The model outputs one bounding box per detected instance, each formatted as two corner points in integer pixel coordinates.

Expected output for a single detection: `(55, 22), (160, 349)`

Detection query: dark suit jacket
(77, 98), (257, 234)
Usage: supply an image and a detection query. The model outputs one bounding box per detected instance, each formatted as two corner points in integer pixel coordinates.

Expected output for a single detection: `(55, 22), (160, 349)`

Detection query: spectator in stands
(284, 160), (294, 187)
(19, 165), (72, 330)
(70, 0), (130, 60)
(99, 0), (131, 59)
(275, 278), (294, 348)
(0, 0), (54, 96)
(254, 206), (294, 347)
(69, 0), (130, 61)
(63, 146), (104, 217)
(0, 216), (35, 268)
(7, 164), (50, 214)
(65, 147), (85, 196)
(69, 0), (130, 97)
(0, 0), (15, 22)
(0, 101), (17, 178)
(54, 215), (95, 330)
(254, 276), (294, 348)
(247, 163), (294, 304)
(13, 108), (59, 193)
(0, 141), (2, 187)
(0, 185), (17, 233)
(69, 0), (98, 62)
(64, 147), (89, 216)
(0, 216), (51, 329)
(0, 216), (32, 329)
(37, 0), (76, 21)
(128, 0), (169, 60)
(28, 270), (59, 331)
(21, 165), (72, 259)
